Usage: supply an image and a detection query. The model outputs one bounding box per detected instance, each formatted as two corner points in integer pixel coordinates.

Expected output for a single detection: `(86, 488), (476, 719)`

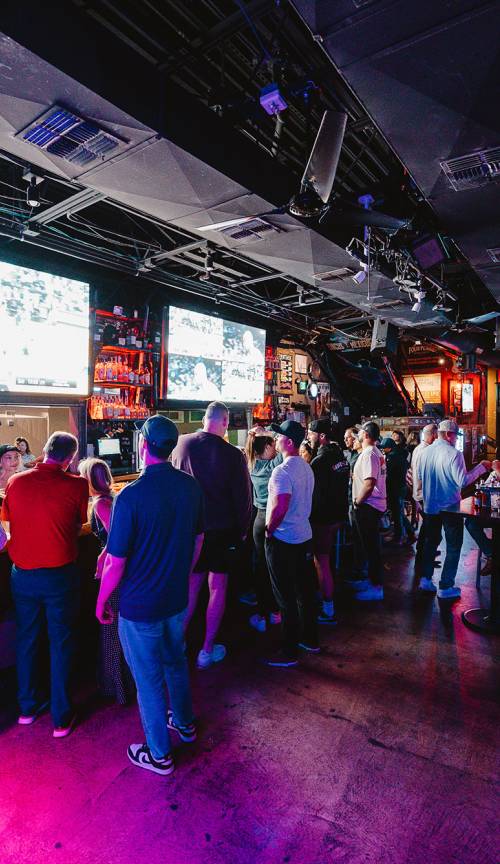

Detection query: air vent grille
(17, 106), (125, 168)
(220, 218), (282, 242)
(440, 146), (500, 191)
(487, 247), (500, 263)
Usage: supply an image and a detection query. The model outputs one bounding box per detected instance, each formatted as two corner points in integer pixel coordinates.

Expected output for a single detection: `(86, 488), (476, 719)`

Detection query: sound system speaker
(370, 319), (398, 355)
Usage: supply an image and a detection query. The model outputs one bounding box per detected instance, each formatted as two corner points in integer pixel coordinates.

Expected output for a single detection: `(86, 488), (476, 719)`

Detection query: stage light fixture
(26, 175), (42, 207)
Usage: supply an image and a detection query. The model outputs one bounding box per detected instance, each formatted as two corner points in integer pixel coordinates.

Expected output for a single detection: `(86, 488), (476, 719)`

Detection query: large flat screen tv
(0, 262), (90, 396)
(164, 306), (265, 404)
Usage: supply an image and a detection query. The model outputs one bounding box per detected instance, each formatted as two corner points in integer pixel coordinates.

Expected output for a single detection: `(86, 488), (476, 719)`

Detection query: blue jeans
(119, 610), (193, 760)
(11, 563), (79, 727)
(421, 512), (464, 588)
(465, 518), (492, 557)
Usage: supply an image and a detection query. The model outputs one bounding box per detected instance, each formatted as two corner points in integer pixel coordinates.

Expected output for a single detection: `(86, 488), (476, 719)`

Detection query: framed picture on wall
(294, 354), (308, 374)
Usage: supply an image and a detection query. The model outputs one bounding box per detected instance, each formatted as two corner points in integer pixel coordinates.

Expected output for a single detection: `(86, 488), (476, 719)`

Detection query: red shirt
(1, 462), (89, 569)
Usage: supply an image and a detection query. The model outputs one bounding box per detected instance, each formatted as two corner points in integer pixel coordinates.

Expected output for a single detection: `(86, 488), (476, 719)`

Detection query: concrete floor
(0, 534), (499, 864)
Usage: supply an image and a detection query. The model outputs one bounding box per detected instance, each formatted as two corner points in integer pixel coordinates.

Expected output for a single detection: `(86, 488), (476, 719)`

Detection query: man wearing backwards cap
(417, 418), (491, 600)
(97, 415), (205, 776)
(264, 420), (317, 666)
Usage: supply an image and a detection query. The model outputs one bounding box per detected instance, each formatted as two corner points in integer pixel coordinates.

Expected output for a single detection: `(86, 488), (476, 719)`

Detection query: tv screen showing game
(164, 306), (265, 404)
(0, 261), (90, 396)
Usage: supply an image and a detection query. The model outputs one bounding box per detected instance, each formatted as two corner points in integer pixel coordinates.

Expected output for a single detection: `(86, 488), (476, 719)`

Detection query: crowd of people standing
(0, 405), (493, 776)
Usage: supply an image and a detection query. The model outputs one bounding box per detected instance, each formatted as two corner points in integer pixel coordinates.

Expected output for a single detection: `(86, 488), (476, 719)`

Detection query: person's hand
(96, 599), (114, 624)
(481, 460), (493, 471)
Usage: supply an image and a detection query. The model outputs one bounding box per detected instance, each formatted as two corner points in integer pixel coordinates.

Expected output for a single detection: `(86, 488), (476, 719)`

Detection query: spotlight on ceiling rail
(23, 170), (43, 208)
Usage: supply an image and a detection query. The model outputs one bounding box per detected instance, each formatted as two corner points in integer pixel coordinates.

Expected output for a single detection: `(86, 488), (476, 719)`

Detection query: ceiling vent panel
(440, 146), (500, 191)
(16, 106), (126, 169)
(219, 218), (283, 242)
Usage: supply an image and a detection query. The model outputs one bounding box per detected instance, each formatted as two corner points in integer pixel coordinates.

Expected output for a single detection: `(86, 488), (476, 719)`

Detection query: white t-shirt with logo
(352, 445), (387, 512)
(266, 455), (314, 544)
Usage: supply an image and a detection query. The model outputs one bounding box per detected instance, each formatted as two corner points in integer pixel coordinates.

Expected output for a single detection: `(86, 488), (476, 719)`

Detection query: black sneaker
(127, 743), (174, 776)
(167, 710), (197, 743)
(262, 652), (298, 668)
(298, 643), (321, 653)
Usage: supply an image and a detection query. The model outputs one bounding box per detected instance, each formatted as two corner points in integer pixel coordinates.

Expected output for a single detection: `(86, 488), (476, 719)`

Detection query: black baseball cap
(0, 444), (21, 459)
(269, 420), (306, 449)
(135, 414), (178, 449)
(309, 419), (335, 438)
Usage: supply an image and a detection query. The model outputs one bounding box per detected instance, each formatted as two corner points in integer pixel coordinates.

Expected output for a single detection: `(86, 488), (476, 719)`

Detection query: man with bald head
(171, 402), (252, 668)
(410, 424), (437, 576)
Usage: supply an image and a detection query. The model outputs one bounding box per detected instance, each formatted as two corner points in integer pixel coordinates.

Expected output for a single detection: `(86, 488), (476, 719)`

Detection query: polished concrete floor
(0, 534), (499, 864)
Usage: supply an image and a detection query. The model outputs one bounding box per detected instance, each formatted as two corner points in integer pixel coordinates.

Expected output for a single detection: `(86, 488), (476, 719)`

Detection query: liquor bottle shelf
(99, 345), (152, 354)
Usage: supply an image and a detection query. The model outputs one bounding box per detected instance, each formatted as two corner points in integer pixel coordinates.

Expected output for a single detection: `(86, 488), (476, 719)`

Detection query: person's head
(407, 431), (420, 448)
(78, 457), (113, 497)
(245, 432), (276, 470)
(438, 418), (459, 447)
(299, 441), (314, 463)
(193, 361), (208, 388)
(422, 423), (438, 444)
(137, 415), (179, 465)
(269, 420), (306, 457)
(379, 436), (396, 455)
(358, 421), (380, 448)
(343, 427), (359, 451)
(43, 432), (78, 470)
(0, 444), (21, 476)
(14, 437), (30, 455)
(307, 418), (335, 450)
(203, 401), (229, 437)
(391, 429), (406, 447)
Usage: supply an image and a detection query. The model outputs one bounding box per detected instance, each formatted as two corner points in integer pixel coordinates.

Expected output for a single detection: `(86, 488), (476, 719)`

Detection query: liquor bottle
(105, 359), (112, 382)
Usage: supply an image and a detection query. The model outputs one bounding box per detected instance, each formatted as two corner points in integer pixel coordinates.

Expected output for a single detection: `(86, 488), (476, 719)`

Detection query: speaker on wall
(370, 319), (398, 355)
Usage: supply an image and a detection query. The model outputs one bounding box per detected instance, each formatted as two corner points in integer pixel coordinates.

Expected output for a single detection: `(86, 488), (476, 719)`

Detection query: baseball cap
(309, 418), (335, 438)
(135, 414), (179, 450)
(269, 420), (306, 449)
(379, 437), (396, 450)
(438, 419), (459, 434)
(0, 444), (21, 459)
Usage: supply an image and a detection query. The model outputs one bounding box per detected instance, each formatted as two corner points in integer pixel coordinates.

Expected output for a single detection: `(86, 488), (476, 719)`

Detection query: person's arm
(96, 554), (126, 623)
(354, 478), (376, 507)
(190, 532), (204, 573)
(449, 450), (490, 488)
(233, 450), (253, 539)
(94, 497), (113, 533)
(0, 523), (7, 552)
(266, 493), (291, 537)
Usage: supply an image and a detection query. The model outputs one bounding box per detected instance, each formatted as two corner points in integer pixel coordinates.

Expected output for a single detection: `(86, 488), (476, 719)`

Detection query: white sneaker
(418, 578), (437, 593)
(437, 586), (461, 600)
(249, 614), (266, 633)
(356, 585), (384, 601)
(269, 612), (281, 625)
(197, 644), (226, 669)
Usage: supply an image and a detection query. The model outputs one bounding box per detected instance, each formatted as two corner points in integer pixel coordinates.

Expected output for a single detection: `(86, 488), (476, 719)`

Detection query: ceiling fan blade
(329, 204), (410, 231)
(465, 310), (500, 325)
(301, 111), (348, 204)
(197, 209), (282, 231)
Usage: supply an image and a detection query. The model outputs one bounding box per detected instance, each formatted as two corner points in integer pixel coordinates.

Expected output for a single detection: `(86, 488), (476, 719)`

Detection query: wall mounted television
(0, 261), (90, 396)
(162, 305), (265, 404)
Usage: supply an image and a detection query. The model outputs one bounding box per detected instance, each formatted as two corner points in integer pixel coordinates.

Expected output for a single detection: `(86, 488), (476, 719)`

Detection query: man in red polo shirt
(1, 431), (88, 737)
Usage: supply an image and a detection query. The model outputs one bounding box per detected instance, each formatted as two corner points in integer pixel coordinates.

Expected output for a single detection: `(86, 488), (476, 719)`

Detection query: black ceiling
(0, 0), (498, 349)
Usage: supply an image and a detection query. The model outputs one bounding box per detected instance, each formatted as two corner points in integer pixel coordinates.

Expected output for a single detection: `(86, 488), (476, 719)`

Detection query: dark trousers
(351, 504), (383, 585)
(253, 510), (278, 616)
(265, 536), (317, 658)
(421, 512), (463, 588)
(388, 489), (412, 539)
(349, 505), (368, 577)
(11, 563), (79, 727)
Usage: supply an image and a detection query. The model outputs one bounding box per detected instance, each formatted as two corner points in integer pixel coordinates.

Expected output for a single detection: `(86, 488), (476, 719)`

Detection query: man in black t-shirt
(308, 420), (349, 625)
(96, 415), (204, 777)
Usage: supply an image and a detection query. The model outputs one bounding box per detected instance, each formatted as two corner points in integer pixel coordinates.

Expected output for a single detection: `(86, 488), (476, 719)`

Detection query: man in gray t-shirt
(264, 421), (317, 667)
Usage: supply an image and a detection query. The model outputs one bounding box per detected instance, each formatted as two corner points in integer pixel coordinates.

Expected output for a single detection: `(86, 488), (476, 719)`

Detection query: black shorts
(194, 529), (240, 574)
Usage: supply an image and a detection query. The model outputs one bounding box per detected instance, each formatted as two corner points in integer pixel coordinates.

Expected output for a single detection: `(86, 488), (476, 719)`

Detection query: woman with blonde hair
(78, 457), (134, 704)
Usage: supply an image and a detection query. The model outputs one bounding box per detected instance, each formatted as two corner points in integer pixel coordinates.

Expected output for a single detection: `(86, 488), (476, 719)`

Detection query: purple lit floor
(0, 534), (499, 864)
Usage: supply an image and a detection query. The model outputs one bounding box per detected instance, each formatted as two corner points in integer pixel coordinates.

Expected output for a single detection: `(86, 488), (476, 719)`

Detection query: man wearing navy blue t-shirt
(96, 415), (204, 777)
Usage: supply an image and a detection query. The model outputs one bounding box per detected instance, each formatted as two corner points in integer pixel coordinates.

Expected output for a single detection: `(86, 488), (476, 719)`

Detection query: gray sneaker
(418, 578), (437, 593)
(197, 644), (226, 669)
(437, 586), (461, 600)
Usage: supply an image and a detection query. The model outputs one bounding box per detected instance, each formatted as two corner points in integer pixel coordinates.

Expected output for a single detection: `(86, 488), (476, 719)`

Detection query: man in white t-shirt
(351, 421), (387, 601)
(264, 420), (316, 667)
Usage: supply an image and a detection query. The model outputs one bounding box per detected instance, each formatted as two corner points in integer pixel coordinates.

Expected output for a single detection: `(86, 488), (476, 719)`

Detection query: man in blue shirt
(418, 419), (490, 599)
(96, 415), (204, 776)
